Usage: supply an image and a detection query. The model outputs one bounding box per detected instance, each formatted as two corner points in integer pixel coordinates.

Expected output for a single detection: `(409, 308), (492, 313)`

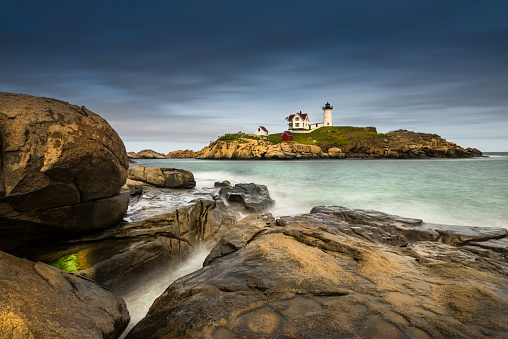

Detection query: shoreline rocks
(0, 92), (129, 251)
(219, 183), (275, 214)
(128, 166), (196, 188)
(127, 207), (508, 338)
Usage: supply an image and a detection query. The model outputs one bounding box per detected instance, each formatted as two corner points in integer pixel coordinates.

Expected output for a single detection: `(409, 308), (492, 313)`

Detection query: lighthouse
(322, 102), (333, 126)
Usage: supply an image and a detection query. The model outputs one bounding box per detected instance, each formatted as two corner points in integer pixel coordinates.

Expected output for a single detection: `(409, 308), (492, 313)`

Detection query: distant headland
(129, 127), (482, 160)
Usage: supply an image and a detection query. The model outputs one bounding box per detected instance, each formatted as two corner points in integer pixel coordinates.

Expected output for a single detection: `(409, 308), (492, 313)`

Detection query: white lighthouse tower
(322, 102), (333, 126)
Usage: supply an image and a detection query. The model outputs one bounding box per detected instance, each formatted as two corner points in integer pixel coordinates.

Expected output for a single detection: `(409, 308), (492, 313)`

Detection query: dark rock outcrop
(16, 199), (236, 291)
(127, 149), (166, 159)
(0, 92), (129, 251)
(128, 166), (196, 188)
(127, 207), (508, 338)
(214, 180), (231, 188)
(0, 251), (129, 338)
(219, 183), (275, 213)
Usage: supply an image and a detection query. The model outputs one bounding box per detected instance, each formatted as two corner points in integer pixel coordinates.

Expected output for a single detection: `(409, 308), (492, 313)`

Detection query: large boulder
(127, 208), (508, 338)
(219, 183), (275, 213)
(15, 198), (236, 292)
(128, 166), (196, 188)
(0, 250), (129, 338)
(0, 93), (129, 250)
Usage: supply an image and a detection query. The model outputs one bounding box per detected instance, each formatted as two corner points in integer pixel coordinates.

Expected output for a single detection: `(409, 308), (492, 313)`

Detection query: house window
(295, 117), (299, 121)
(295, 123), (299, 127)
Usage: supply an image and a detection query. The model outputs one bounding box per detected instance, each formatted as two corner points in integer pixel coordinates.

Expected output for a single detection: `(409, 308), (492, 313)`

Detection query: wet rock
(15, 199), (236, 292)
(0, 251), (129, 338)
(128, 166), (196, 188)
(219, 183), (275, 213)
(0, 93), (129, 251)
(127, 208), (508, 338)
(214, 180), (231, 188)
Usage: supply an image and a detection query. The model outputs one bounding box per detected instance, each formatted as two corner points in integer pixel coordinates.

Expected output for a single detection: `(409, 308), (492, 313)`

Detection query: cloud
(1, 1), (508, 151)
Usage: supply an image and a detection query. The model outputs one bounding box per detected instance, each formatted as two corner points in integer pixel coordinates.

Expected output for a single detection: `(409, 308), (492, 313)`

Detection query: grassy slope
(267, 126), (386, 147)
(209, 127), (387, 150)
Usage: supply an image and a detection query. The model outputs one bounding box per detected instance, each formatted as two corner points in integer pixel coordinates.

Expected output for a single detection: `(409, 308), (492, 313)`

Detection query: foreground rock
(128, 166), (196, 188)
(219, 183), (275, 213)
(15, 198), (236, 292)
(127, 149), (166, 159)
(0, 92), (129, 251)
(128, 207), (508, 338)
(0, 251), (129, 338)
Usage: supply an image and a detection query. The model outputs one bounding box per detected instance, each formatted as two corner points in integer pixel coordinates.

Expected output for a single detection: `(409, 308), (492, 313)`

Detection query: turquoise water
(133, 153), (508, 229)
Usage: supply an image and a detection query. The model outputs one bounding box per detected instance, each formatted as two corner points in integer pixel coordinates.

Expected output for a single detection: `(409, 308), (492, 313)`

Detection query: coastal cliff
(196, 128), (482, 159)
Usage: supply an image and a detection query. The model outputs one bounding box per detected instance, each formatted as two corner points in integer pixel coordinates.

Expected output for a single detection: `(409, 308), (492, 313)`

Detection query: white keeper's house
(286, 102), (333, 133)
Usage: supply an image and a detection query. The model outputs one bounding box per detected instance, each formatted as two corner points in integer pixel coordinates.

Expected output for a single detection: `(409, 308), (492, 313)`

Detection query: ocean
(120, 153), (508, 336)
(132, 153), (508, 229)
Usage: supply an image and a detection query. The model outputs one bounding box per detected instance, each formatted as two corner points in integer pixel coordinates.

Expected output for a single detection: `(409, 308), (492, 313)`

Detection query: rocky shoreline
(129, 129), (482, 160)
(1, 93), (505, 338)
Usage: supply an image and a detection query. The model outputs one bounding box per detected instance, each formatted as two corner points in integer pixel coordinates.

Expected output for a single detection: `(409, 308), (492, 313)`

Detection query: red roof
(258, 126), (268, 132)
(287, 112), (308, 121)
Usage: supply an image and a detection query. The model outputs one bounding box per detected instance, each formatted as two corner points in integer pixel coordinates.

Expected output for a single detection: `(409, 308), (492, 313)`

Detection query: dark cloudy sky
(2, 1), (508, 152)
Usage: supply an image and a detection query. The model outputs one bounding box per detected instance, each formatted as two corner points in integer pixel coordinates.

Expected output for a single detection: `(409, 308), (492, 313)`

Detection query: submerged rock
(0, 92), (129, 251)
(0, 251), (129, 338)
(127, 207), (508, 338)
(219, 183), (275, 213)
(128, 166), (196, 188)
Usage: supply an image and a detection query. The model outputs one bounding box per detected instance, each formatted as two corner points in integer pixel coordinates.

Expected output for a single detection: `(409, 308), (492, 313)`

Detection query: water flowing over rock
(128, 166), (196, 188)
(219, 183), (275, 213)
(15, 198), (236, 292)
(0, 251), (129, 338)
(0, 92), (129, 251)
(127, 207), (508, 338)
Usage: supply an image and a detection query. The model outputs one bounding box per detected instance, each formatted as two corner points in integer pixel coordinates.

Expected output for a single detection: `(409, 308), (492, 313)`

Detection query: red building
(282, 131), (293, 142)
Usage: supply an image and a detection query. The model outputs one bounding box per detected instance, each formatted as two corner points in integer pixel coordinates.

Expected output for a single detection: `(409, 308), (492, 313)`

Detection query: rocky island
(131, 128), (482, 160)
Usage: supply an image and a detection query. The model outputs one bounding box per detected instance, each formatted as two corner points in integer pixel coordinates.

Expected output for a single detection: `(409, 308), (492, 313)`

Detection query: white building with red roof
(254, 126), (269, 136)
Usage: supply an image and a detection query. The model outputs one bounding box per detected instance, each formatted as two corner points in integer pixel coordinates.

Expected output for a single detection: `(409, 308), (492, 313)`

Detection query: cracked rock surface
(0, 251), (129, 339)
(0, 92), (129, 250)
(127, 207), (508, 338)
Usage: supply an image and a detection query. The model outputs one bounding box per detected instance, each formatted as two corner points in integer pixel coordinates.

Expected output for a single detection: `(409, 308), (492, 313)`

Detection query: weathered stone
(0, 251), (129, 339)
(127, 208), (508, 338)
(128, 166), (196, 188)
(166, 149), (198, 158)
(204, 214), (275, 266)
(219, 183), (275, 213)
(127, 149), (165, 159)
(214, 180), (231, 188)
(0, 92), (129, 250)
